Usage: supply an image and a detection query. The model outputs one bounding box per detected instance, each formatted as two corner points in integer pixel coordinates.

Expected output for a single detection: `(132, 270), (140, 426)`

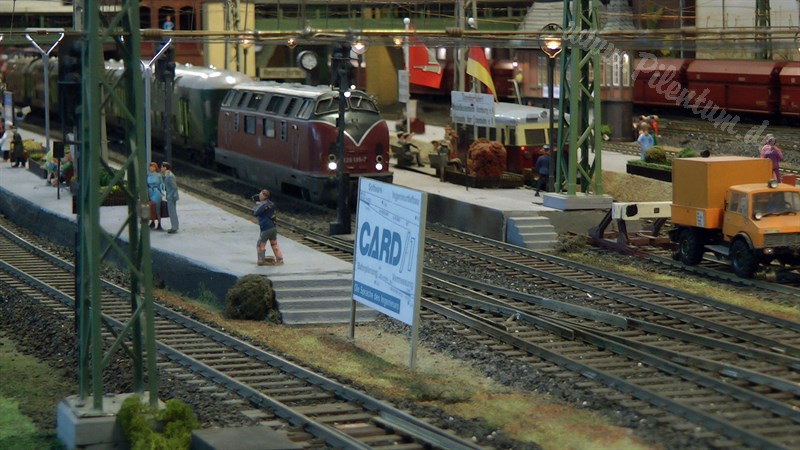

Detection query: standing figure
(761, 135), (784, 182)
(162, 15), (174, 31)
(534, 146), (551, 198)
(636, 125), (654, 160)
(647, 115), (659, 145)
(253, 189), (284, 266)
(146, 162), (164, 230)
(0, 122), (11, 162)
(10, 128), (25, 168)
(161, 162), (180, 233)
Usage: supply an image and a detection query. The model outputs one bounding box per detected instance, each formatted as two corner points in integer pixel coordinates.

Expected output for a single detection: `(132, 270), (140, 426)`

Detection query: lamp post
(540, 23), (562, 193)
(352, 37), (367, 89)
(25, 28), (65, 159)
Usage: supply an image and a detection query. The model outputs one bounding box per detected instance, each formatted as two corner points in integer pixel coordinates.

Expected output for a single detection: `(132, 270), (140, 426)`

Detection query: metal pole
(25, 29), (65, 157)
(404, 18), (411, 133)
(547, 56), (555, 193)
(143, 68), (152, 165)
(43, 54), (51, 155)
(141, 39), (173, 165)
(330, 44), (351, 235)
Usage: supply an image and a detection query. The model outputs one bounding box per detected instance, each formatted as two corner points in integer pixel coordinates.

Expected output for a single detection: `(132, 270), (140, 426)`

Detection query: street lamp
(242, 35), (253, 75)
(25, 28), (65, 160)
(540, 23), (562, 193)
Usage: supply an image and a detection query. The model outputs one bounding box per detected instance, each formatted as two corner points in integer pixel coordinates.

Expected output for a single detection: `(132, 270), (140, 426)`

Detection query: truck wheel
(730, 240), (758, 278)
(677, 229), (704, 265)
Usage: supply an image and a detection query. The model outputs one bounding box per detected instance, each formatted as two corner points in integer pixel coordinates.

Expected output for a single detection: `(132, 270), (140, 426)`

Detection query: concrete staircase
(505, 215), (558, 251)
(272, 276), (378, 325)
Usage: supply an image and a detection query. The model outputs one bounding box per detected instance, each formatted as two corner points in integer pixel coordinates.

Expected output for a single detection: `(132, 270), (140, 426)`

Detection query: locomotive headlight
(375, 155), (384, 171)
(327, 154), (338, 171)
(376, 162), (384, 171)
(344, 90), (352, 98)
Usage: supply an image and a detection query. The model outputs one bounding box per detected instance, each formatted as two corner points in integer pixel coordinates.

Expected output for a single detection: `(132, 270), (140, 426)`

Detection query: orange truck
(669, 156), (800, 278)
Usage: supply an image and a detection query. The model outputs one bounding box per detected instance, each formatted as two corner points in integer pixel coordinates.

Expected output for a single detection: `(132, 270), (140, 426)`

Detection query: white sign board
(398, 70), (409, 103)
(352, 178), (427, 326)
(450, 91), (495, 126)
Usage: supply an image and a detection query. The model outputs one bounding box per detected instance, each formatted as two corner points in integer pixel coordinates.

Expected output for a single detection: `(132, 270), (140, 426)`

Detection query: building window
(622, 53), (631, 87)
(139, 7), (151, 29)
(179, 6), (196, 31)
(612, 53), (621, 87)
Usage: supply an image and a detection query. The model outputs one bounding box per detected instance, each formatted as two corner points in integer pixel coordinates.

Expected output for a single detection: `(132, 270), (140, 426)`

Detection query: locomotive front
(314, 90), (393, 187)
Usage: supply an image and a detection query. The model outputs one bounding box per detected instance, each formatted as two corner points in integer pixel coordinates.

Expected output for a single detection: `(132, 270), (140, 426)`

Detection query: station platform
(0, 125), (638, 324)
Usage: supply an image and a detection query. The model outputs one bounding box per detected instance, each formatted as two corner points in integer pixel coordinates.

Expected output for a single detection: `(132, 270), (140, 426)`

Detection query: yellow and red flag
(407, 26), (443, 89)
(466, 47), (496, 100)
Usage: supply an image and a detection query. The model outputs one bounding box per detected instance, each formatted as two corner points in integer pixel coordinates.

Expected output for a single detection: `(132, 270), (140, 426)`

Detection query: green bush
(600, 124), (612, 136)
(224, 274), (278, 322)
(644, 146), (668, 165)
(675, 147), (699, 158)
(118, 396), (198, 450)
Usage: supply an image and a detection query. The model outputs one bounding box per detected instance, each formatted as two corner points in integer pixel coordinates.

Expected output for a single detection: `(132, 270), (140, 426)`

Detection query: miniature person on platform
(10, 127), (25, 168)
(761, 135), (784, 182)
(398, 132), (423, 167)
(161, 162), (180, 233)
(534, 146), (551, 198)
(253, 189), (284, 266)
(636, 125), (654, 160)
(147, 162), (164, 230)
(0, 122), (11, 162)
(647, 115), (659, 145)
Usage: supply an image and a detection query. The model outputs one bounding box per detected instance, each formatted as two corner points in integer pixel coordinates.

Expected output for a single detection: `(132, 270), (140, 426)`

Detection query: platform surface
(0, 125), (638, 304)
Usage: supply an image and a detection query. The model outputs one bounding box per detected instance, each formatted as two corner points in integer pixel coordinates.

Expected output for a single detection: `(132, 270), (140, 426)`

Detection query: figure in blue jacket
(147, 162), (164, 230)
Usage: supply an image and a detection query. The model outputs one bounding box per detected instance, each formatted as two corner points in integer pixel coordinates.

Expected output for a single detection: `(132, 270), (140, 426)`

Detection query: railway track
(213, 211), (800, 448)
(416, 227), (800, 448)
(0, 221), (481, 450)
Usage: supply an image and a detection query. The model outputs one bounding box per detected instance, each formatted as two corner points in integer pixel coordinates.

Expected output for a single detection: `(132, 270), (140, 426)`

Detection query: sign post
(351, 178), (427, 369)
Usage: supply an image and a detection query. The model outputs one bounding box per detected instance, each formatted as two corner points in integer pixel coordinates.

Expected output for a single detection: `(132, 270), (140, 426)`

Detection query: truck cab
(670, 156), (800, 278)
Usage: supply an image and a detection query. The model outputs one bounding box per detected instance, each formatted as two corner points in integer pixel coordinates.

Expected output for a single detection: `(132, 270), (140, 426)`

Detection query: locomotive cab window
(348, 94), (378, 112)
(315, 97), (339, 115)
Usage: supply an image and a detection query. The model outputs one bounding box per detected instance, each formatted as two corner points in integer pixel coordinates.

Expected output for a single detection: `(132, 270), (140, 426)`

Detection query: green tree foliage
(118, 397), (199, 450)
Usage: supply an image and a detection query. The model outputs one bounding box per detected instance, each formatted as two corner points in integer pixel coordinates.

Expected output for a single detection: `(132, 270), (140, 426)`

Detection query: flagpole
(404, 17), (411, 134)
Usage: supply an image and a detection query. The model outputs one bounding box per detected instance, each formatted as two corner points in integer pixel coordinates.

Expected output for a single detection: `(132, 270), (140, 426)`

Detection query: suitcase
(149, 200), (169, 219)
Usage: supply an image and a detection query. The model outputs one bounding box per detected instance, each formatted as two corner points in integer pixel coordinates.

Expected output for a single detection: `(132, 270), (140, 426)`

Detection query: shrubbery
(118, 396), (198, 450)
(467, 138), (506, 178)
(644, 146), (668, 165)
(224, 274), (279, 322)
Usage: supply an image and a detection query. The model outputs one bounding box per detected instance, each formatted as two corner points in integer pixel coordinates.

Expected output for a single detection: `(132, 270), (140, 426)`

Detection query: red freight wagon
(633, 58), (690, 107)
(685, 60), (784, 115)
(779, 63), (800, 117)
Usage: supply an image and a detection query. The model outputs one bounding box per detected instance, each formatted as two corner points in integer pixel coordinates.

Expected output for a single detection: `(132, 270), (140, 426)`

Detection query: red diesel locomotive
(215, 82), (393, 204)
